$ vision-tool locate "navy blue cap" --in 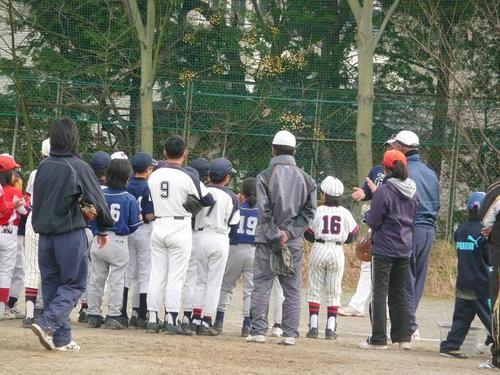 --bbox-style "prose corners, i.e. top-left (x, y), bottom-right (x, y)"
top-left (131, 152), bottom-right (157, 170)
top-left (189, 158), bottom-right (210, 178)
top-left (90, 151), bottom-right (111, 170)
top-left (467, 192), bottom-right (485, 210)
top-left (210, 158), bottom-right (235, 178)
top-left (184, 166), bottom-right (200, 180)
